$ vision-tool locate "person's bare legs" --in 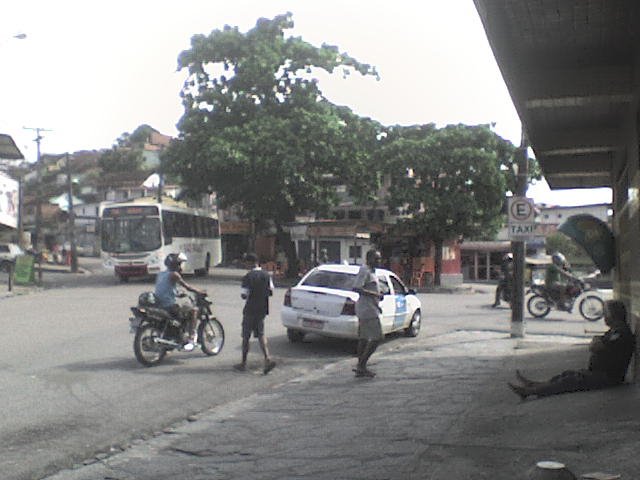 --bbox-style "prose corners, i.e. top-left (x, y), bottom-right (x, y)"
top-left (516, 370), bottom-right (543, 387)
top-left (356, 340), bottom-right (378, 377)
top-left (188, 309), bottom-right (198, 342)
top-left (234, 337), bottom-right (250, 372)
top-left (259, 336), bottom-right (276, 374)
top-left (181, 309), bottom-right (199, 351)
